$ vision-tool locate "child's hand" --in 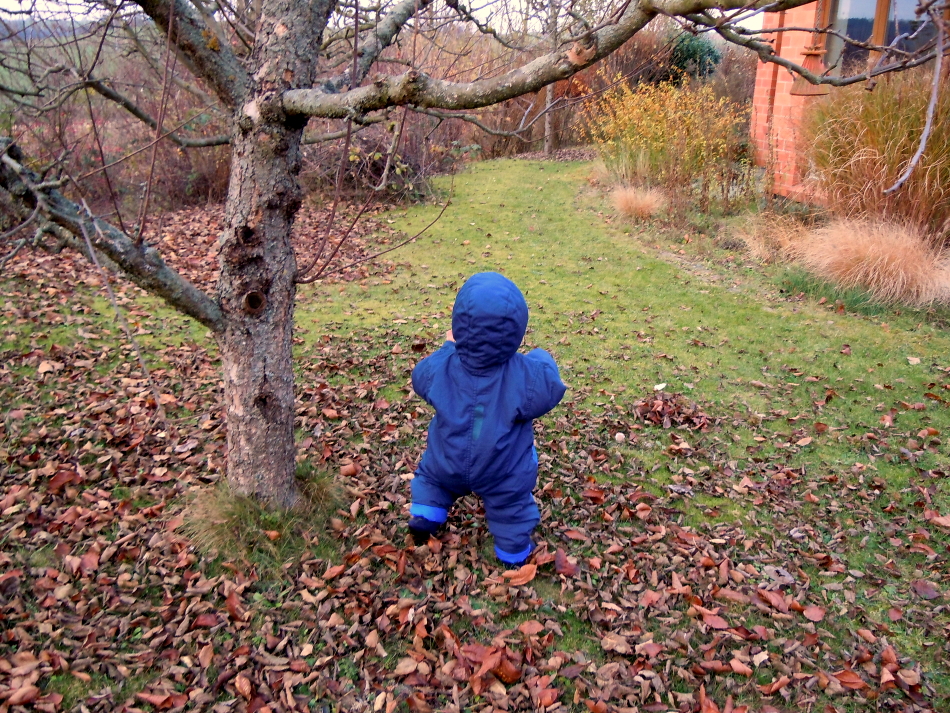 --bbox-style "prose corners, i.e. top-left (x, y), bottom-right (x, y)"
top-left (445, 329), bottom-right (455, 342)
